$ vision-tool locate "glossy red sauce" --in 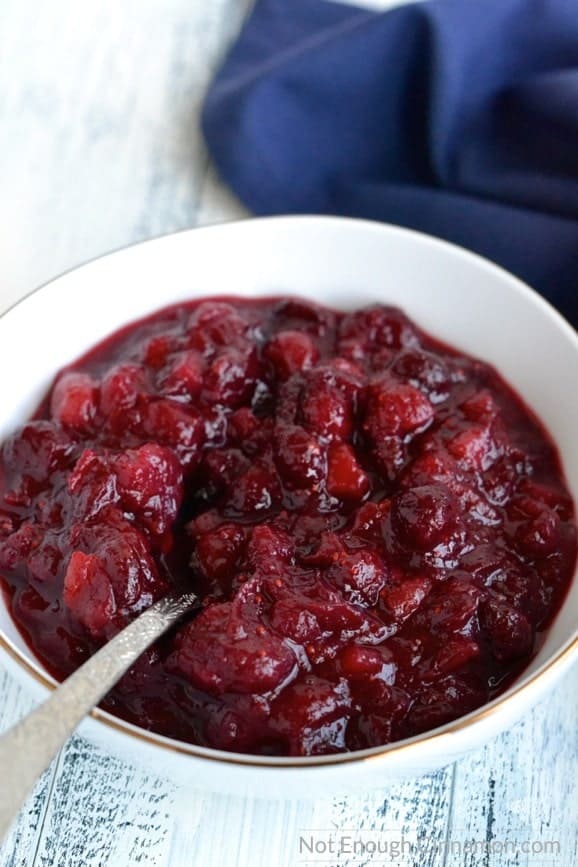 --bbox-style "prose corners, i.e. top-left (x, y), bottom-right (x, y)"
top-left (0, 298), bottom-right (575, 756)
